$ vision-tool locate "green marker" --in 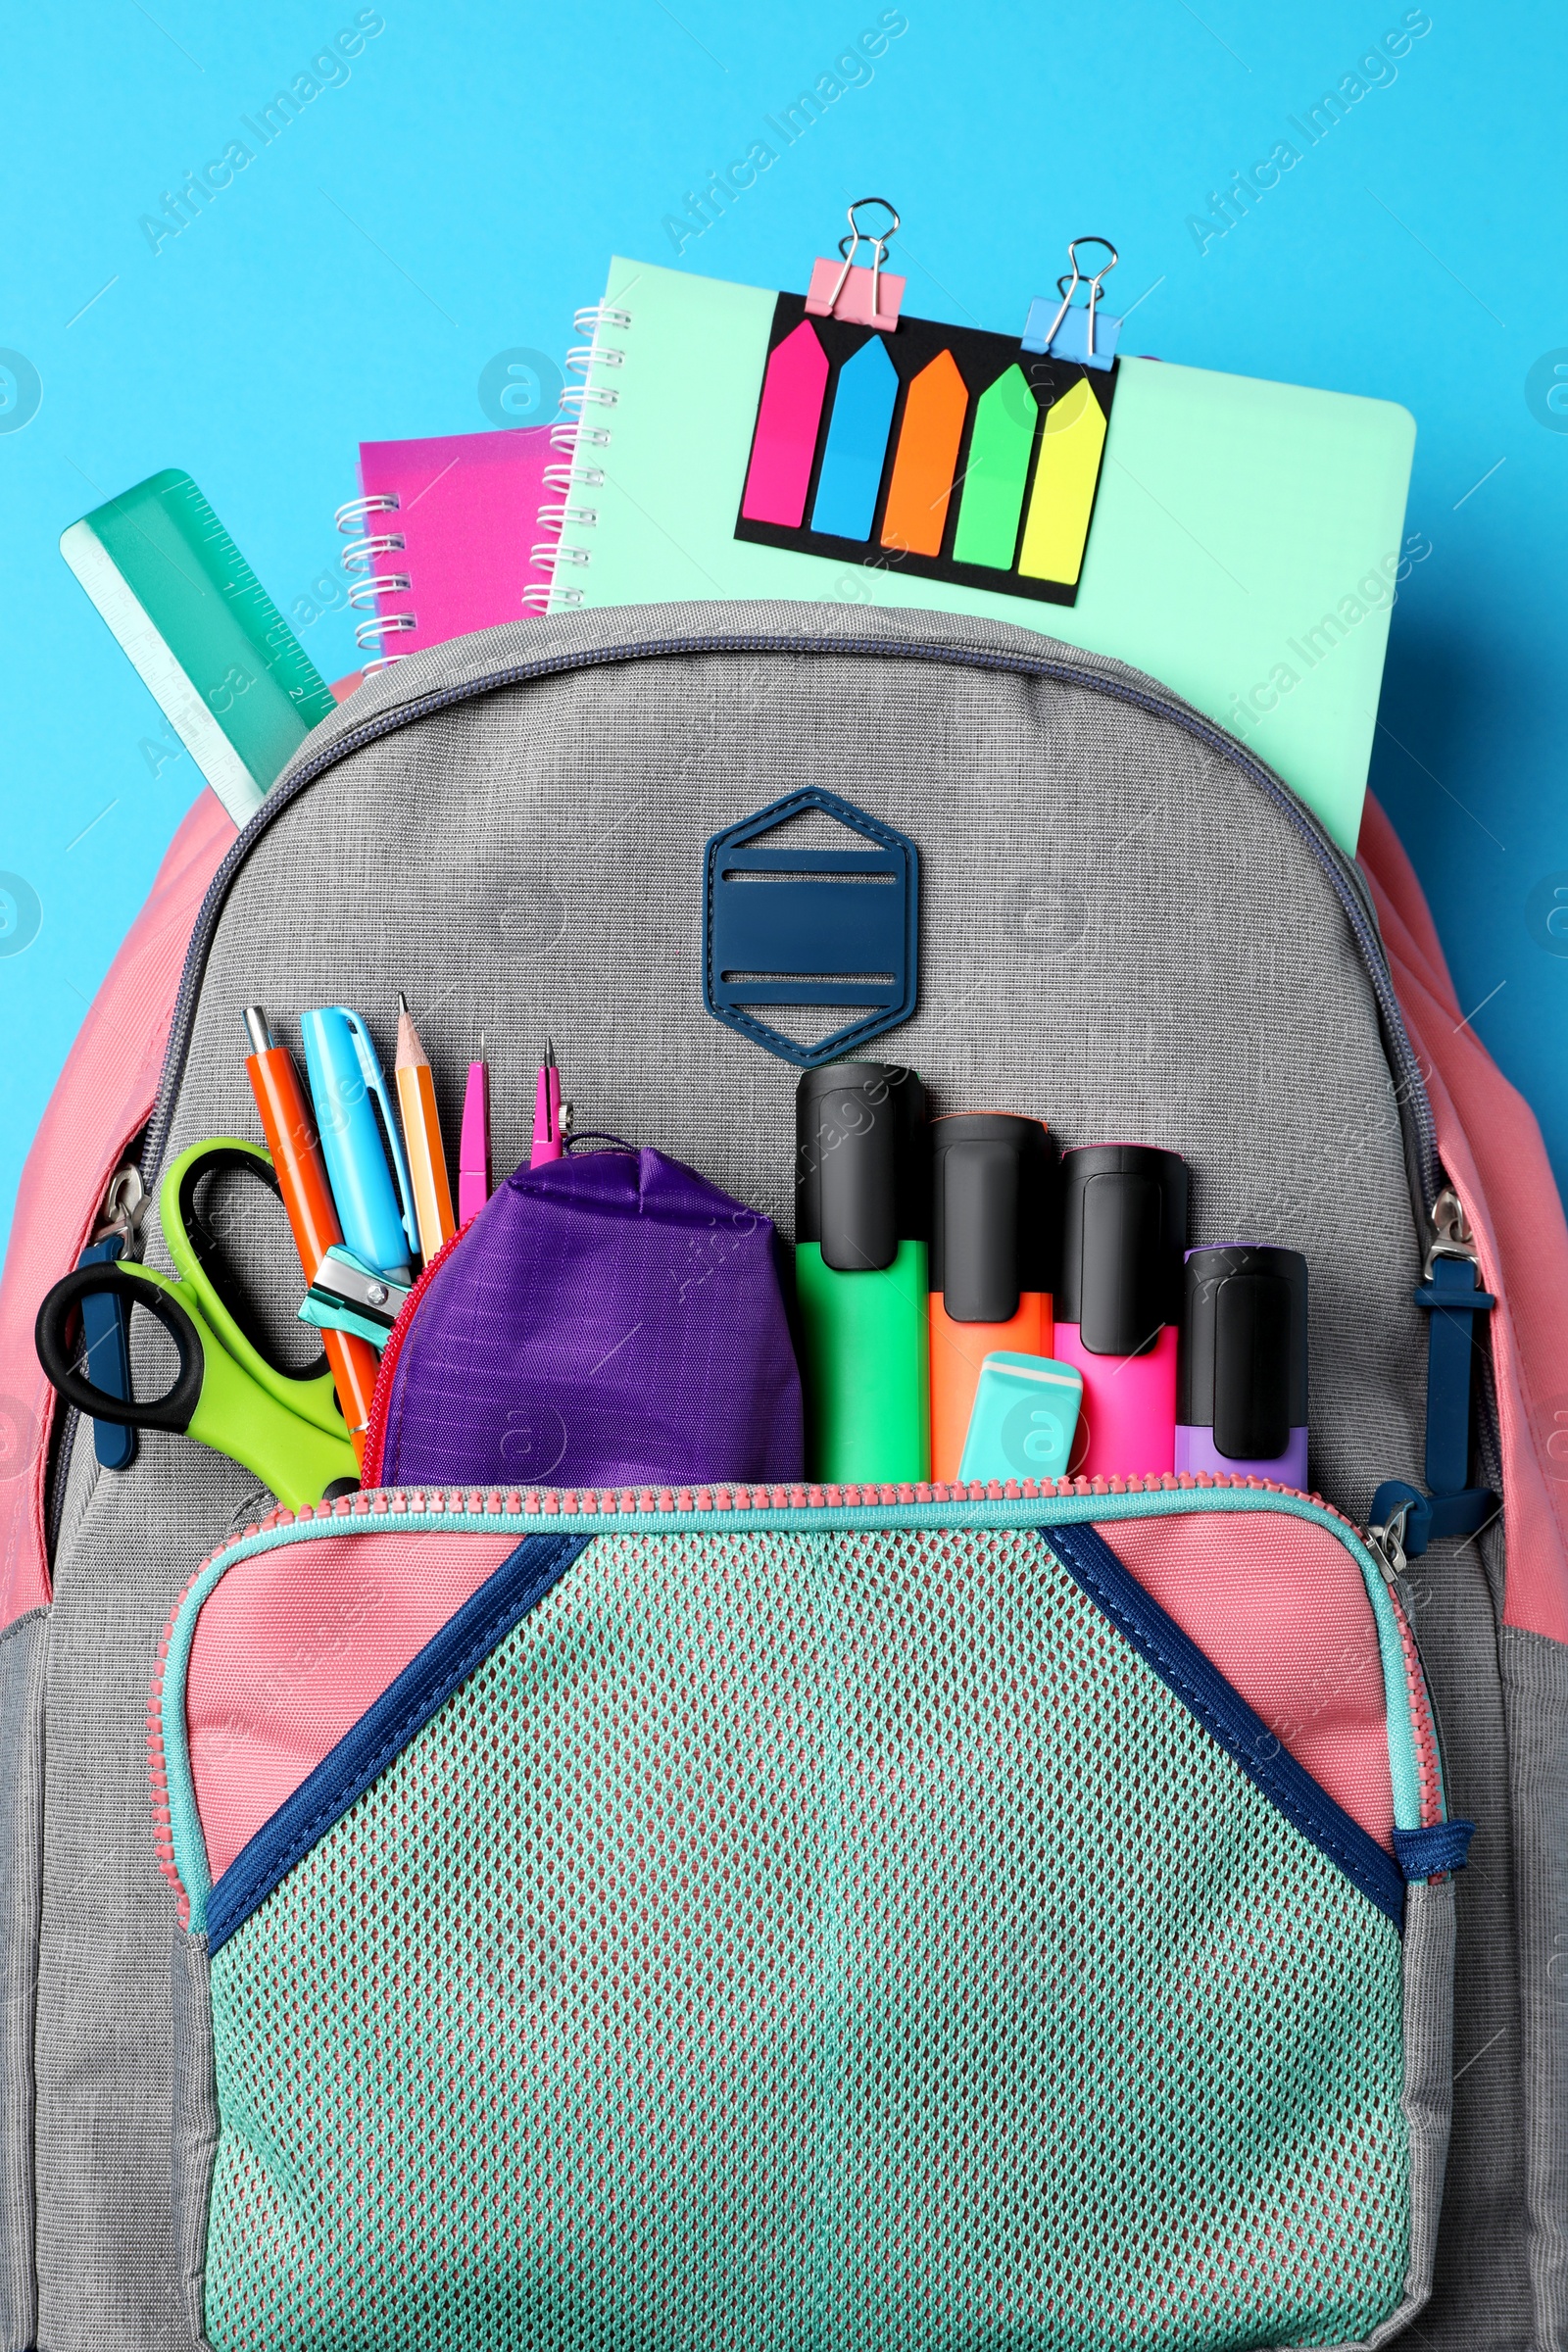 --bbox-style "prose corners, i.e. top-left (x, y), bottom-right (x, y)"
top-left (60, 468), bottom-right (337, 827)
top-left (795, 1062), bottom-right (930, 1484)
